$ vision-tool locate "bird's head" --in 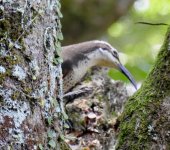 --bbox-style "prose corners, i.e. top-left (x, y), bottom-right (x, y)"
top-left (94, 40), bottom-right (137, 89)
